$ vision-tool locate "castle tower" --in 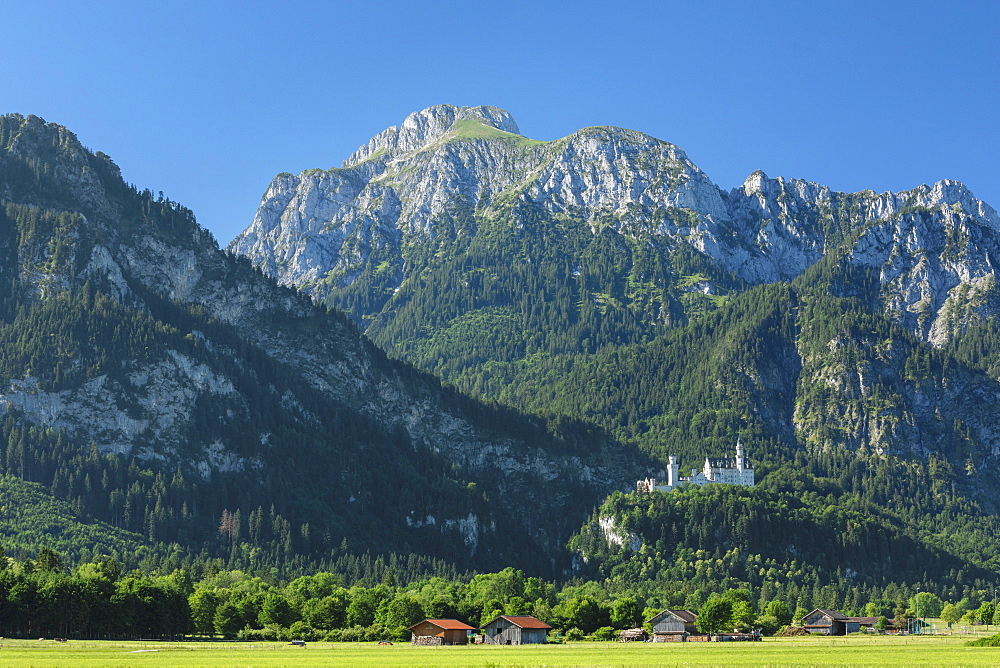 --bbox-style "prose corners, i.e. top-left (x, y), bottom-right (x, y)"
top-left (736, 438), bottom-right (745, 471)
top-left (667, 455), bottom-right (679, 487)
